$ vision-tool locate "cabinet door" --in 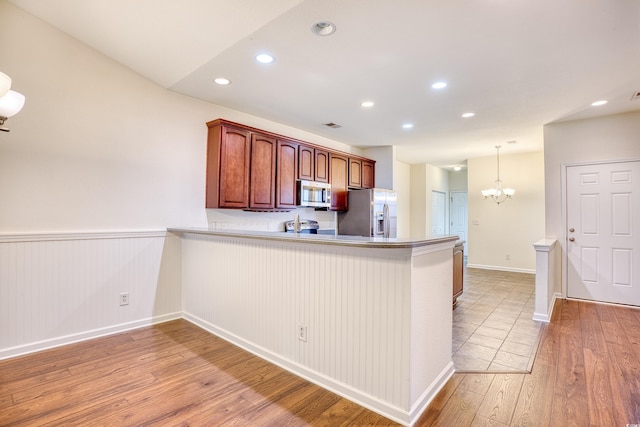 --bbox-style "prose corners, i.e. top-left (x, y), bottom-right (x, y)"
top-left (362, 160), bottom-right (375, 189)
top-left (298, 144), bottom-right (314, 181)
top-left (277, 140), bottom-right (298, 209)
top-left (210, 125), bottom-right (251, 208)
top-left (329, 153), bottom-right (348, 211)
top-left (315, 149), bottom-right (329, 183)
top-left (348, 158), bottom-right (362, 188)
top-left (453, 246), bottom-right (464, 305)
top-left (249, 133), bottom-right (277, 210)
